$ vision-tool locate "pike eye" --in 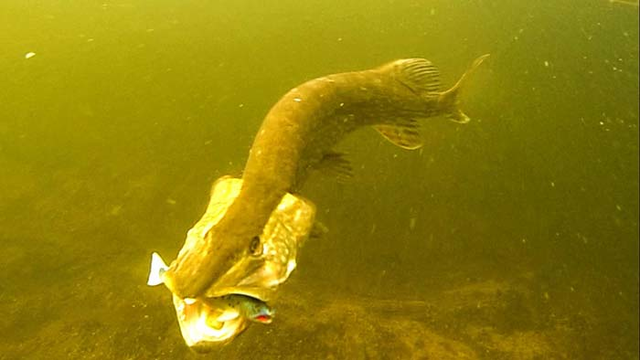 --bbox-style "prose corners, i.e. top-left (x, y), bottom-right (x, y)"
top-left (249, 236), bottom-right (262, 256)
